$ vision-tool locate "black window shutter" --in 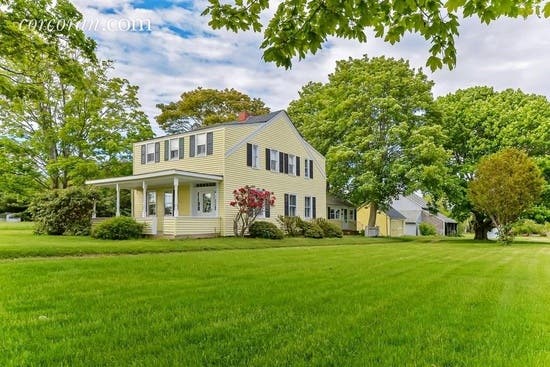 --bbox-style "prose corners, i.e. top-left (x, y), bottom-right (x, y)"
top-left (206, 132), bottom-right (214, 155)
top-left (284, 153), bottom-right (289, 174)
top-left (265, 148), bottom-right (270, 170)
top-left (154, 142), bottom-right (160, 163)
top-left (265, 195), bottom-right (270, 218)
top-left (141, 145), bottom-right (146, 164)
top-left (189, 135), bottom-right (196, 157)
top-left (327, 206), bottom-right (331, 218)
top-left (284, 194), bottom-right (289, 216)
top-left (164, 140), bottom-right (169, 161)
top-left (179, 137), bottom-right (184, 159)
top-left (309, 160), bottom-right (314, 178)
top-left (296, 156), bottom-right (300, 176)
top-left (246, 143), bottom-right (252, 167)
top-left (279, 152), bottom-right (284, 173)
top-left (313, 197), bottom-right (317, 218)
